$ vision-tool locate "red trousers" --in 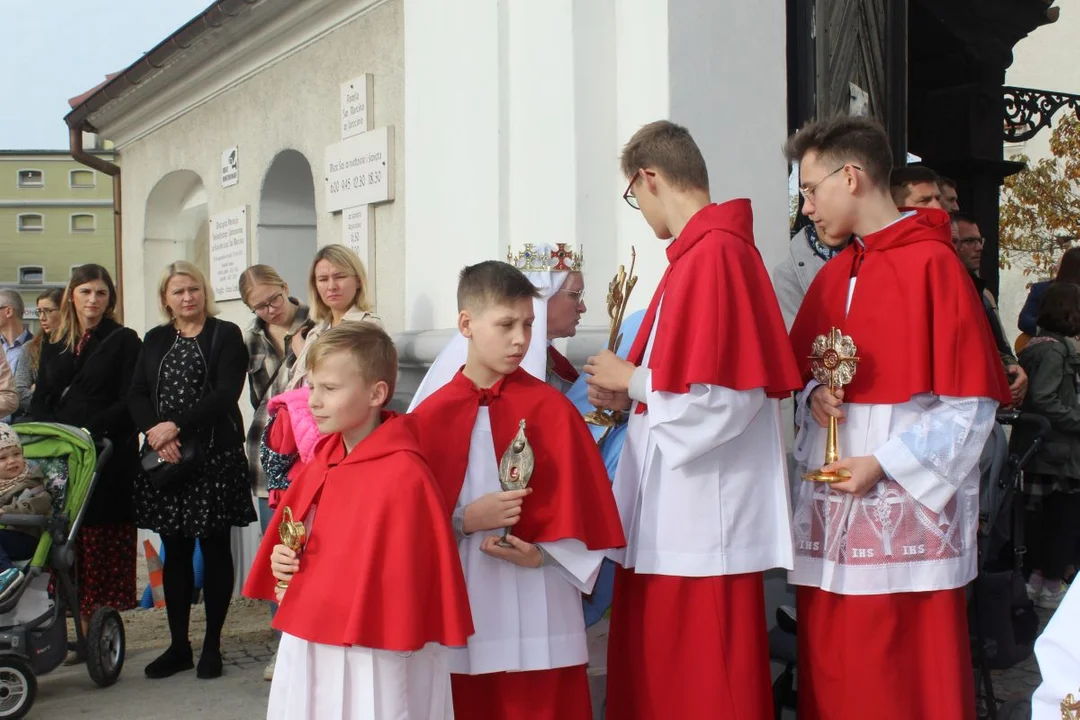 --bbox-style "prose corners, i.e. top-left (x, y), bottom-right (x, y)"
top-left (606, 568), bottom-right (773, 719)
top-left (451, 665), bottom-right (591, 720)
top-left (796, 586), bottom-right (975, 720)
